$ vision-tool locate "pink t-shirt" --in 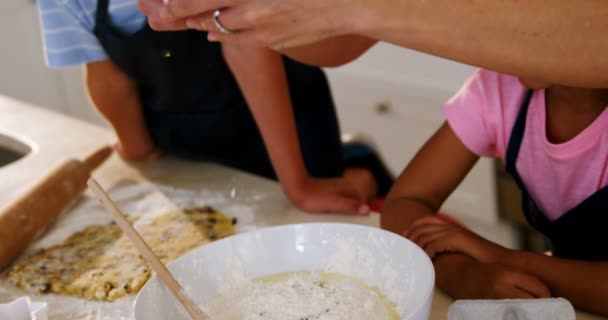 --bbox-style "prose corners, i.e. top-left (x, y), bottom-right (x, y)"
top-left (444, 70), bottom-right (608, 221)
